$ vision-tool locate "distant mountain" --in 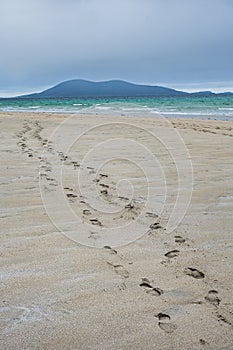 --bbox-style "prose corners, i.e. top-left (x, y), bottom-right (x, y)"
top-left (2, 80), bottom-right (233, 99)
top-left (218, 92), bottom-right (233, 96)
top-left (190, 91), bottom-right (215, 97)
top-left (20, 79), bottom-right (188, 98)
